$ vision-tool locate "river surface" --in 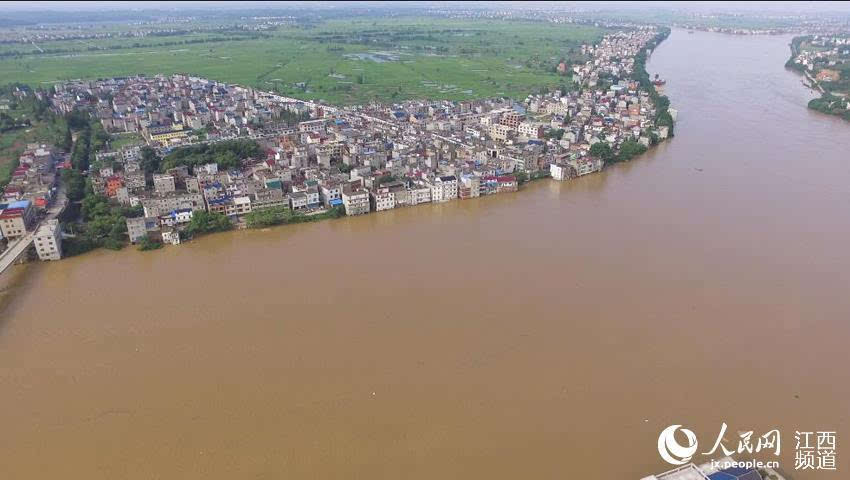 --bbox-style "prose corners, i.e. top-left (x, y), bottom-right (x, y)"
top-left (1, 29), bottom-right (849, 479)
